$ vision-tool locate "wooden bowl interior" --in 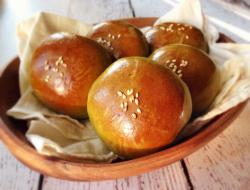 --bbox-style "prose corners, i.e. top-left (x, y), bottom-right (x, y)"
top-left (0, 17), bottom-right (246, 181)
